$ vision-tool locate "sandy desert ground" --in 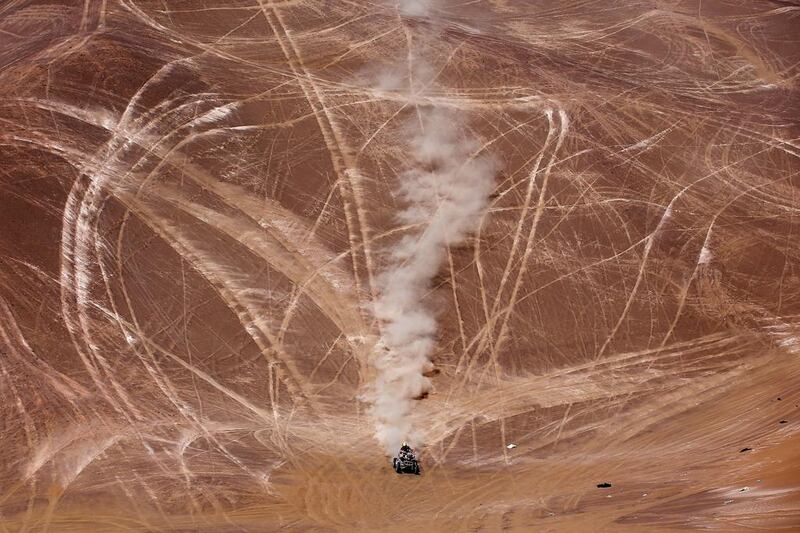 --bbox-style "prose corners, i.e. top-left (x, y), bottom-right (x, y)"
top-left (1, 0), bottom-right (800, 530)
